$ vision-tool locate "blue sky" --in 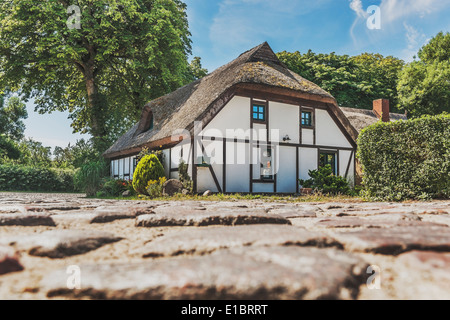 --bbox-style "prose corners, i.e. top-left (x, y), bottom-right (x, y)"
top-left (24, 0), bottom-right (450, 150)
